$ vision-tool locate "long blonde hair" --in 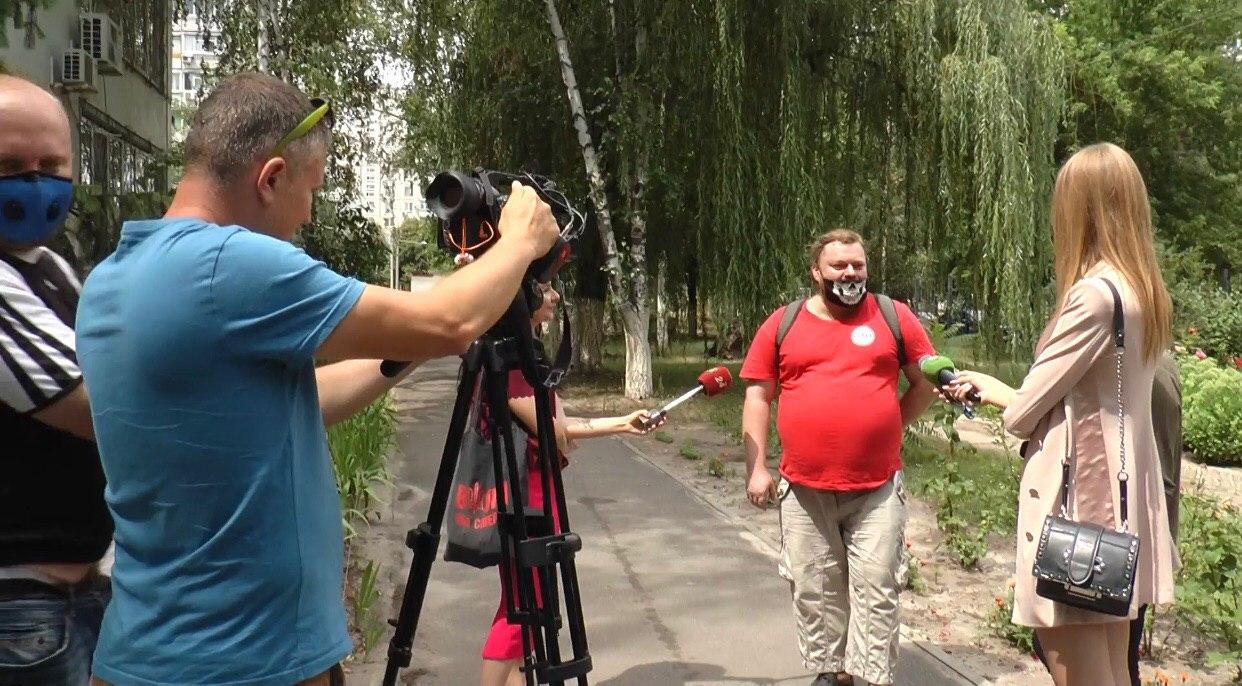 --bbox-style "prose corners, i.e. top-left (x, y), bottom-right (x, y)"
top-left (1051, 143), bottom-right (1172, 362)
